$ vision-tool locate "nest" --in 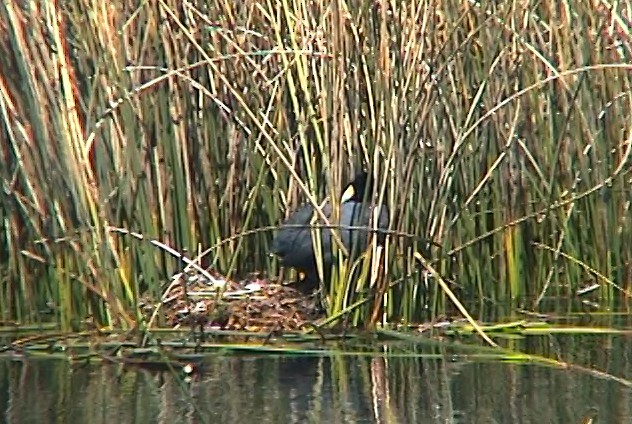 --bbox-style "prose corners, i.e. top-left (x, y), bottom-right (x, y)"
top-left (154, 269), bottom-right (323, 332)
